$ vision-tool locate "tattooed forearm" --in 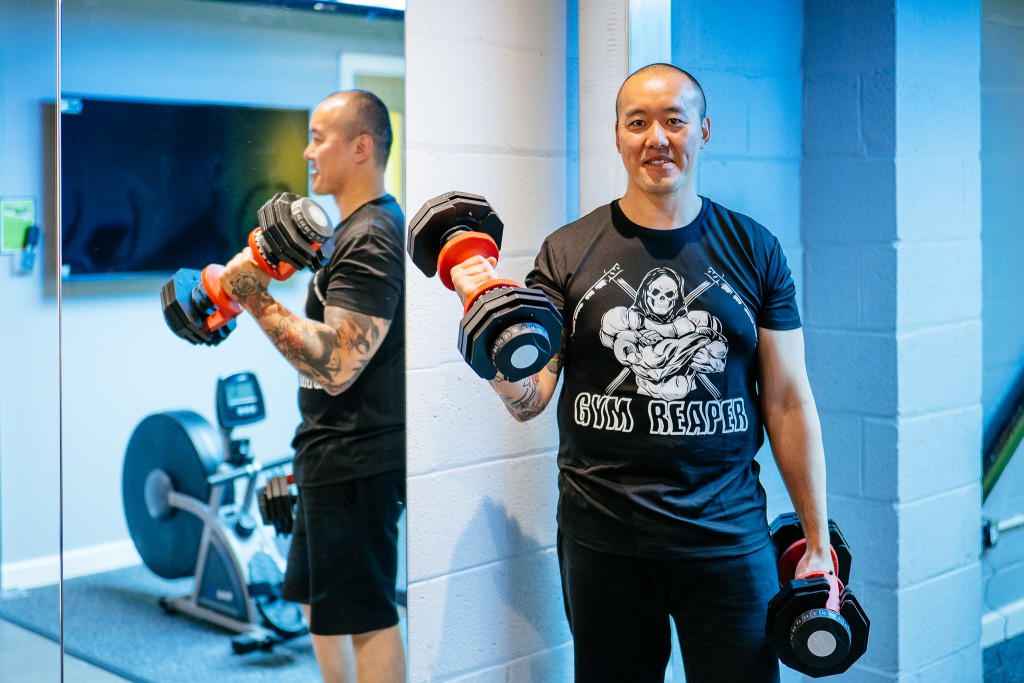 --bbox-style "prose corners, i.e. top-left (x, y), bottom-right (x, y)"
top-left (492, 373), bottom-right (546, 421)
top-left (328, 308), bottom-right (381, 356)
top-left (234, 284), bottom-right (389, 394)
top-left (488, 349), bottom-right (562, 421)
